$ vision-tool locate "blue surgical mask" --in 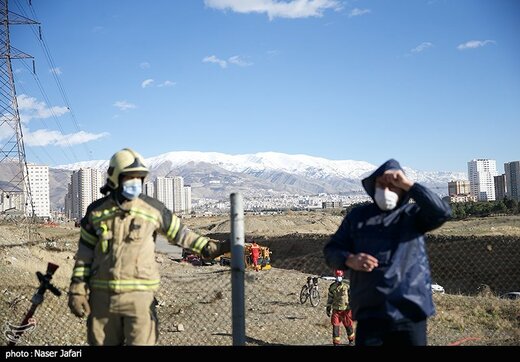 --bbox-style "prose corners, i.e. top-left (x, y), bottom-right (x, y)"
top-left (121, 178), bottom-right (142, 200)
